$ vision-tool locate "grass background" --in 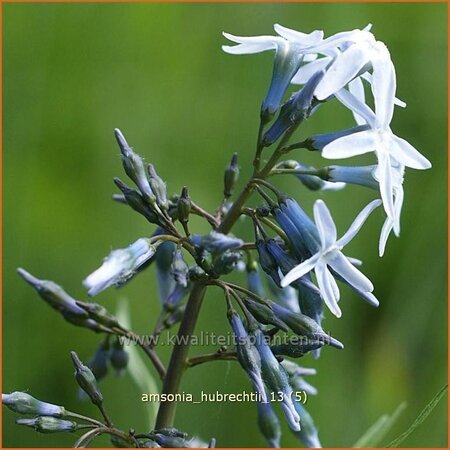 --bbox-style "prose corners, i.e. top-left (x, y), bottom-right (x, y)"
top-left (2, 2), bottom-right (448, 447)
